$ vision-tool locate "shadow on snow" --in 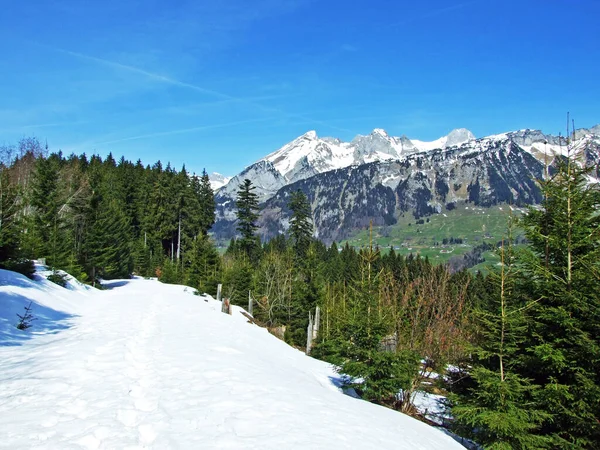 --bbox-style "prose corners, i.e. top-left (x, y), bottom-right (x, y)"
top-left (0, 291), bottom-right (77, 347)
